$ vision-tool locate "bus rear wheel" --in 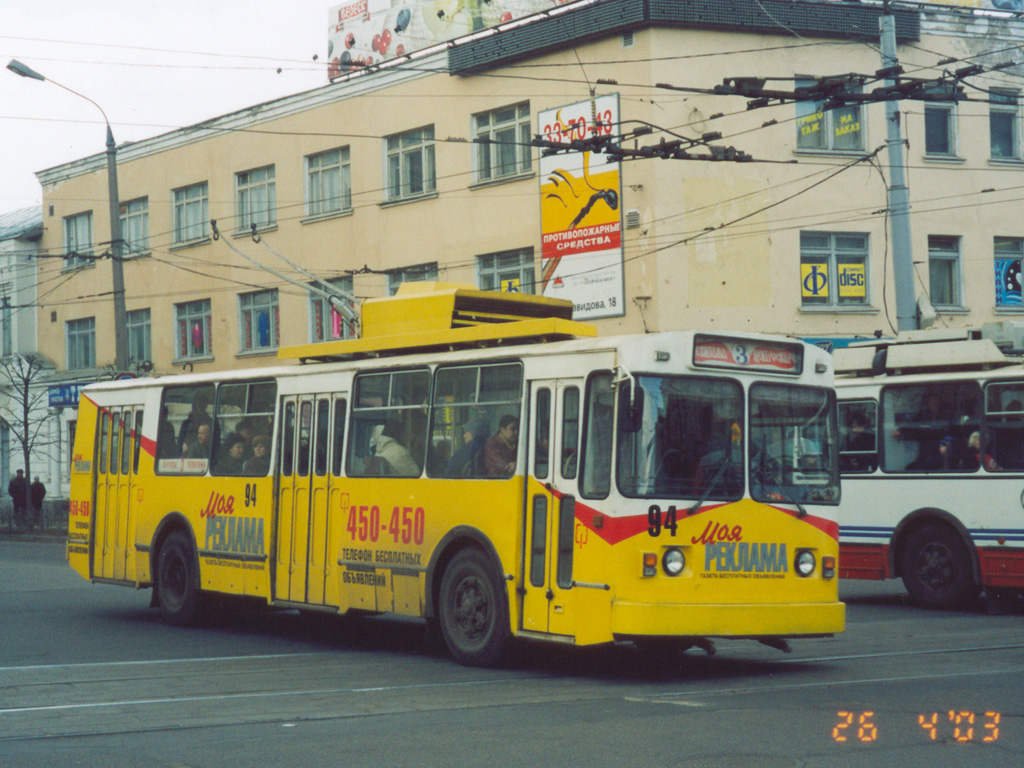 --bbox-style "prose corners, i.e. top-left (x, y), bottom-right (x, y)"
top-left (901, 524), bottom-right (978, 610)
top-left (156, 531), bottom-right (202, 626)
top-left (438, 549), bottom-right (509, 667)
